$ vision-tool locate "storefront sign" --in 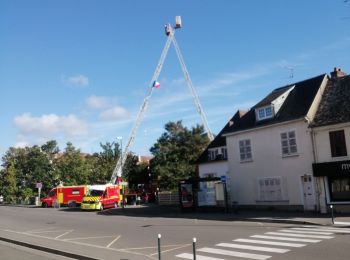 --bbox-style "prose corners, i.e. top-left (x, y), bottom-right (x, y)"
top-left (313, 160), bottom-right (350, 177)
